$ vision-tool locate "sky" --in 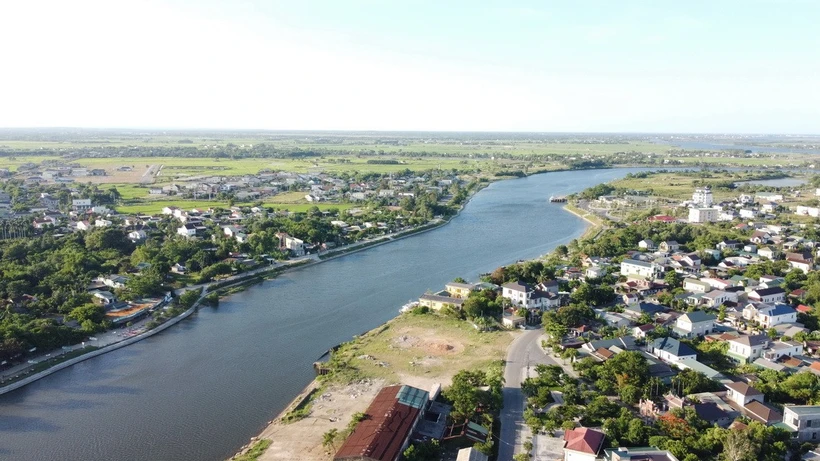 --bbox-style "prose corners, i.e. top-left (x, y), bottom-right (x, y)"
top-left (1, 0), bottom-right (818, 133)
